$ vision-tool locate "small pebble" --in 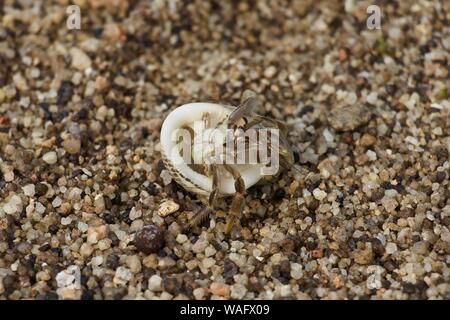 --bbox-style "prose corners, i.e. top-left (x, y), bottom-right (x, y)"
top-left (193, 287), bottom-right (205, 300)
top-left (313, 188), bottom-right (327, 201)
top-left (328, 104), bottom-right (371, 132)
top-left (158, 200), bottom-right (180, 217)
top-left (148, 275), bottom-right (163, 292)
top-left (22, 184), bottom-right (35, 197)
top-left (62, 138), bottom-right (81, 154)
top-left (70, 47), bottom-right (92, 71)
top-left (113, 267), bottom-right (132, 286)
top-left (126, 255), bottom-right (142, 273)
top-left (42, 151), bottom-right (58, 164)
top-left (264, 65), bottom-right (277, 78)
top-left (210, 282), bottom-right (230, 297)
